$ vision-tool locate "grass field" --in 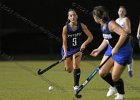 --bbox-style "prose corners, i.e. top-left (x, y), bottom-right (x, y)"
top-left (0, 59), bottom-right (140, 100)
